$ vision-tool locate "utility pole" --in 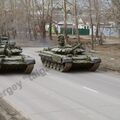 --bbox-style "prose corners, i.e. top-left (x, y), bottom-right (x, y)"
top-left (74, 0), bottom-right (80, 43)
top-left (63, 0), bottom-right (67, 43)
